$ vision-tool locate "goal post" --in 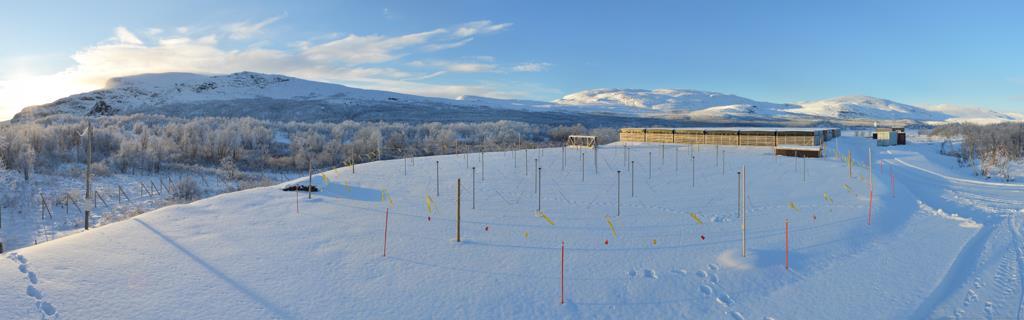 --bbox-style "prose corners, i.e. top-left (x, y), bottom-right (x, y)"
top-left (567, 135), bottom-right (597, 148)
